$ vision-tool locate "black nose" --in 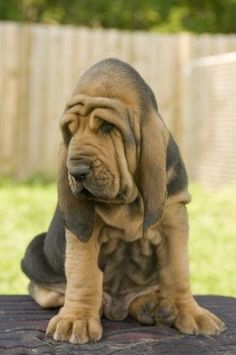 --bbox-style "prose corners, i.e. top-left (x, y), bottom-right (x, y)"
top-left (69, 164), bottom-right (90, 182)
